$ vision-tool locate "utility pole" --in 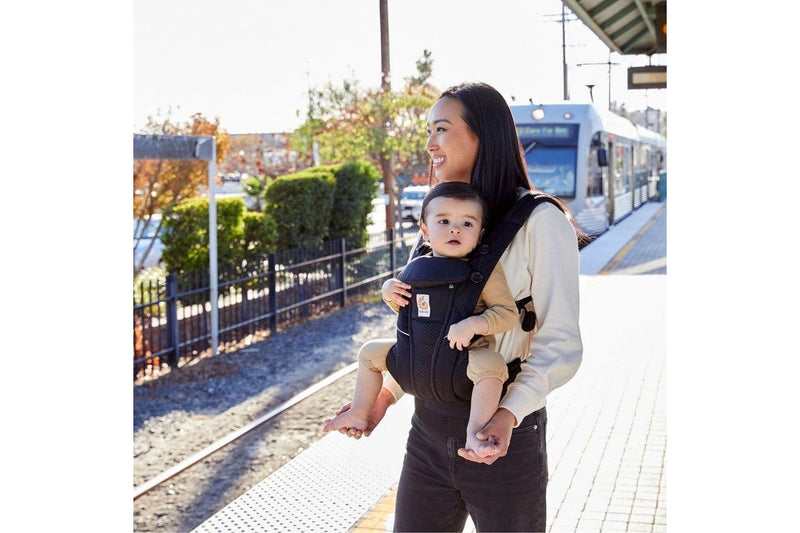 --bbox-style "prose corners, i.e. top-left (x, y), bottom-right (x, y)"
top-left (545, 6), bottom-right (578, 101)
top-left (561, 2), bottom-right (569, 100)
top-left (379, 0), bottom-right (395, 230)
